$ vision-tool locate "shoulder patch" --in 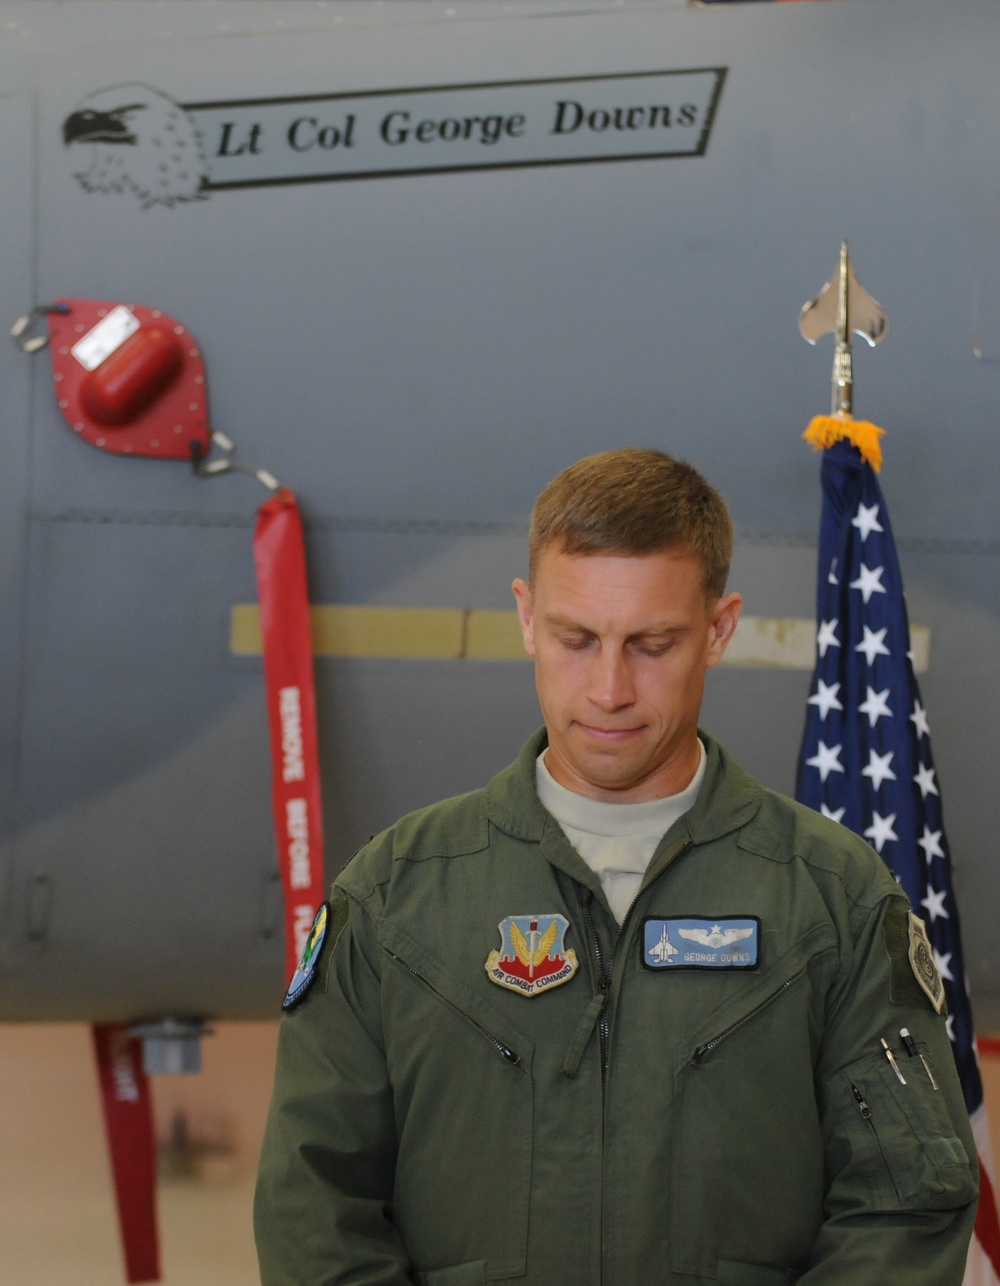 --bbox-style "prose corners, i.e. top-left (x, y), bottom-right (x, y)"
top-left (883, 901), bottom-right (947, 1015)
top-left (282, 900), bottom-right (346, 1011)
top-left (907, 912), bottom-right (947, 1015)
